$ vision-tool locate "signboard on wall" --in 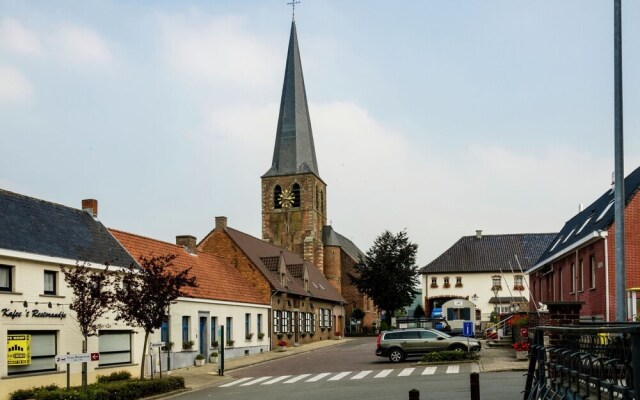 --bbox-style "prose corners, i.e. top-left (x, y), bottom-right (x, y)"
top-left (7, 334), bottom-right (31, 365)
